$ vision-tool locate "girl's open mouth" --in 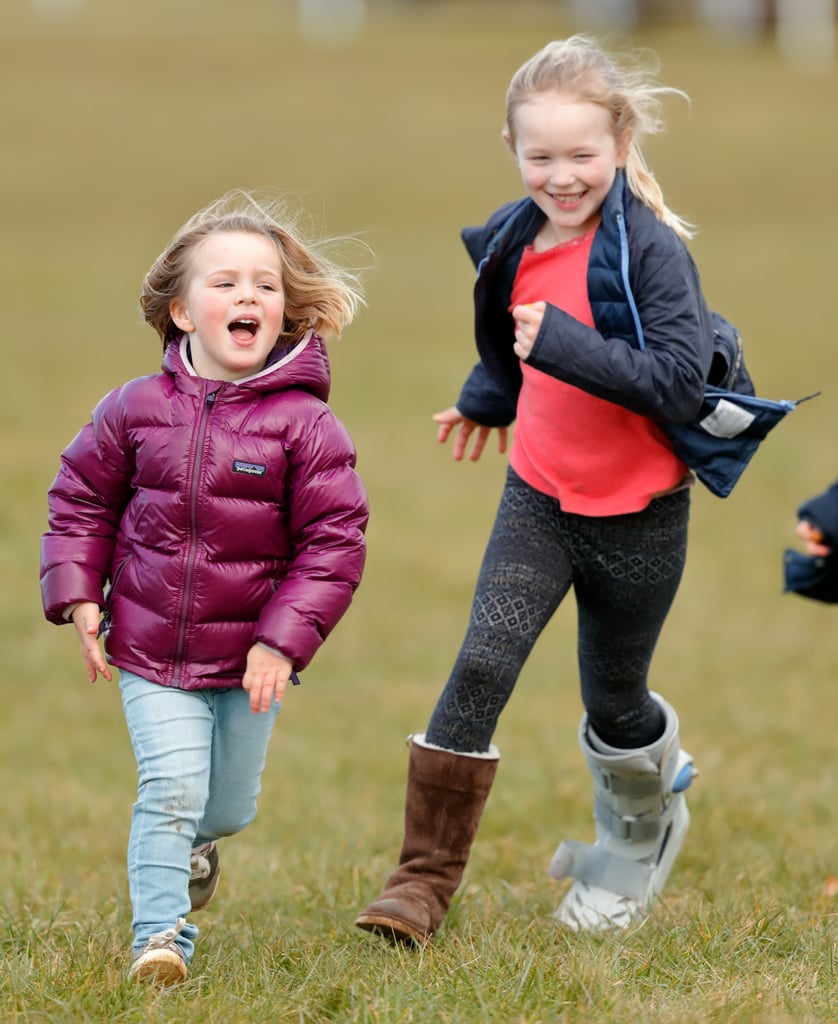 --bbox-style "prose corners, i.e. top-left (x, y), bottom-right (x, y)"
top-left (228, 318), bottom-right (259, 340)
